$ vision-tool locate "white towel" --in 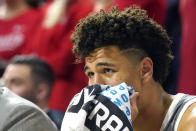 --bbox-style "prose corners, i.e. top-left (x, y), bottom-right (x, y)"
top-left (61, 83), bottom-right (134, 131)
